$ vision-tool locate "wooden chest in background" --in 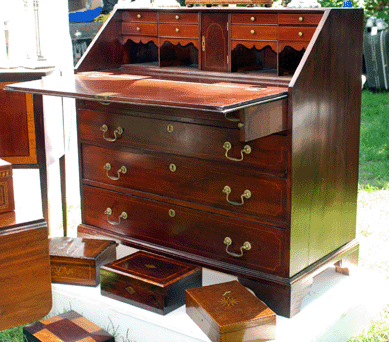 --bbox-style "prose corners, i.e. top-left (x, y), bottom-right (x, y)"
top-left (49, 237), bottom-right (117, 286)
top-left (0, 158), bottom-right (14, 214)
